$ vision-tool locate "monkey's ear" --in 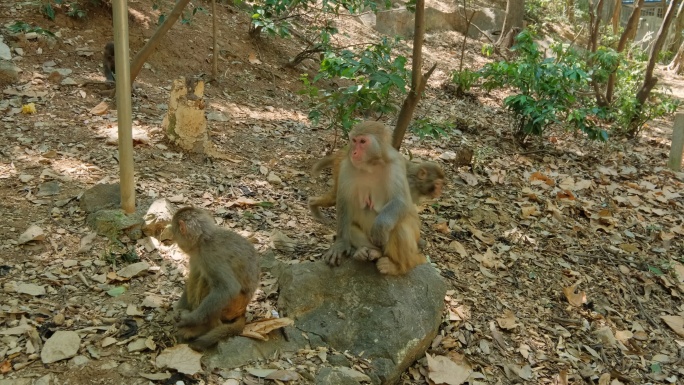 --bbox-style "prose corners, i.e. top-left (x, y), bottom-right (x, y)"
top-left (178, 220), bottom-right (188, 236)
top-left (417, 168), bottom-right (428, 180)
